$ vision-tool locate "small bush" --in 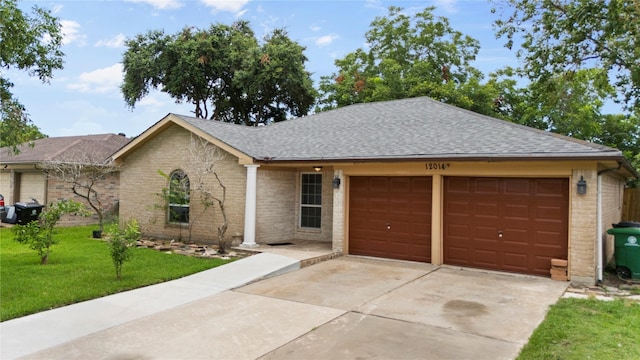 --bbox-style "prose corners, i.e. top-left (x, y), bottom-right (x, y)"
top-left (106, 218), bottom-right (141, 279)
top-left (13, 199), bottom-right (89, 264)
